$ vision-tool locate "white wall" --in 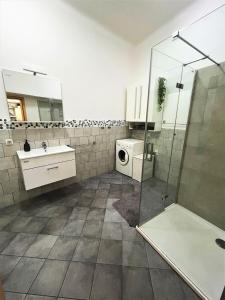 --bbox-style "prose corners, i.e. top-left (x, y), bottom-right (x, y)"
top-left (0, 74), bottom-right (8, 119)
top-left (1, 0), bottom-right (224, 122)
top-left (0, 0), bottom-right (134, 121)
